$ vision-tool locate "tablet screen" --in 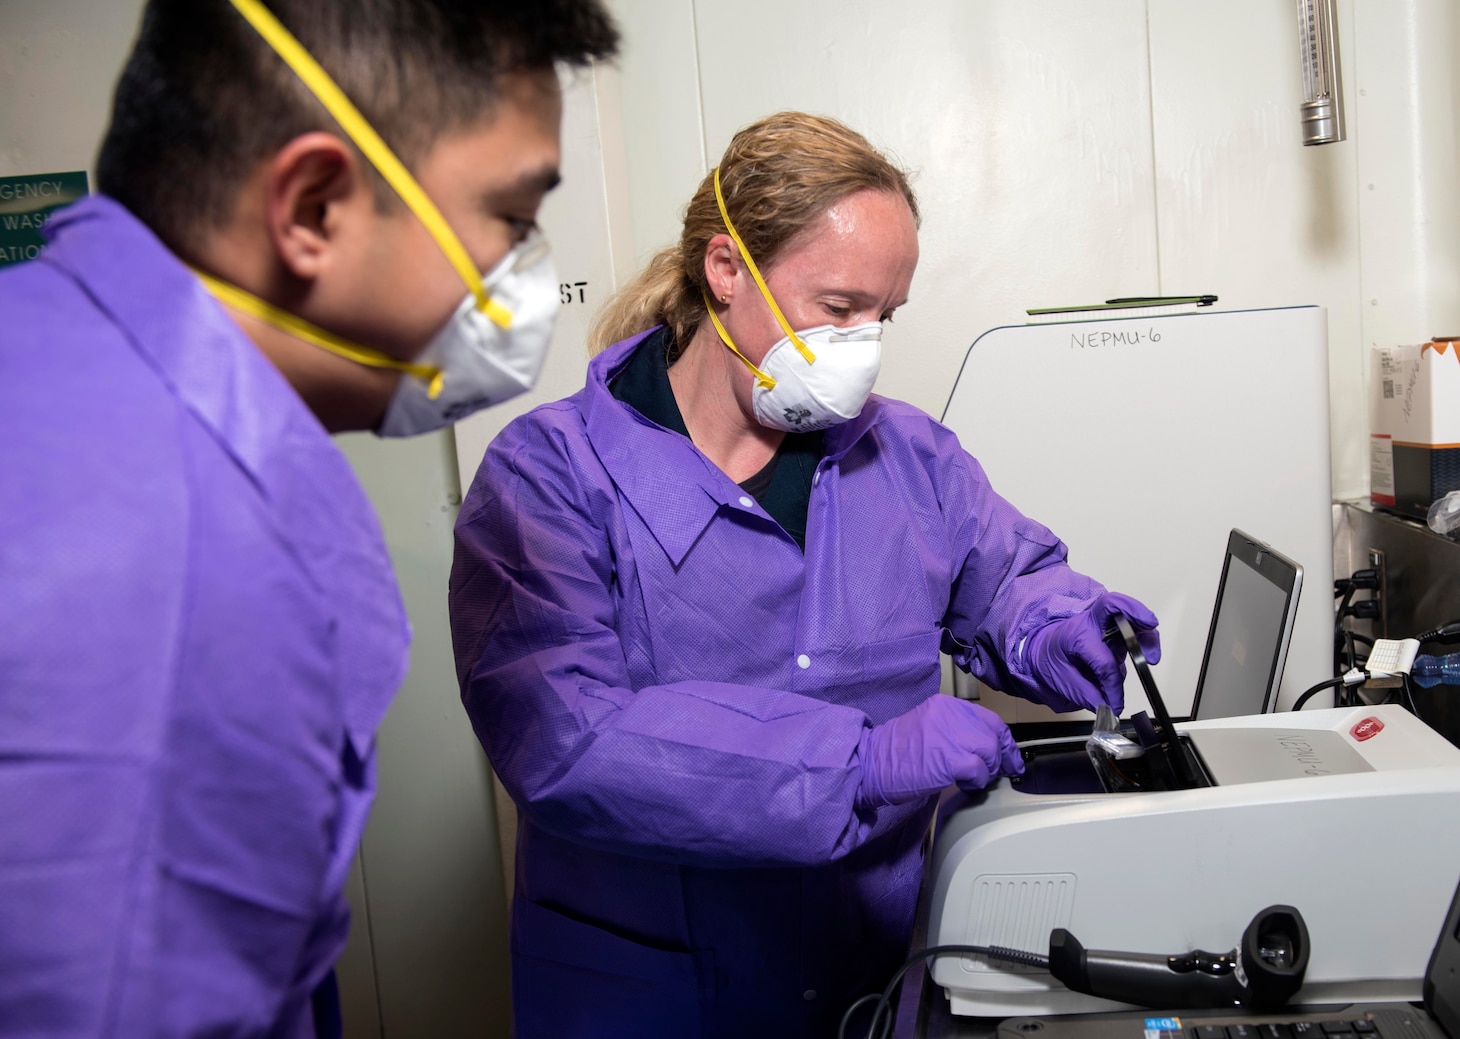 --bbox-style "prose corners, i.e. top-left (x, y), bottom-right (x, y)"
top-left (1191, 533), bottom-right (1301, 720)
